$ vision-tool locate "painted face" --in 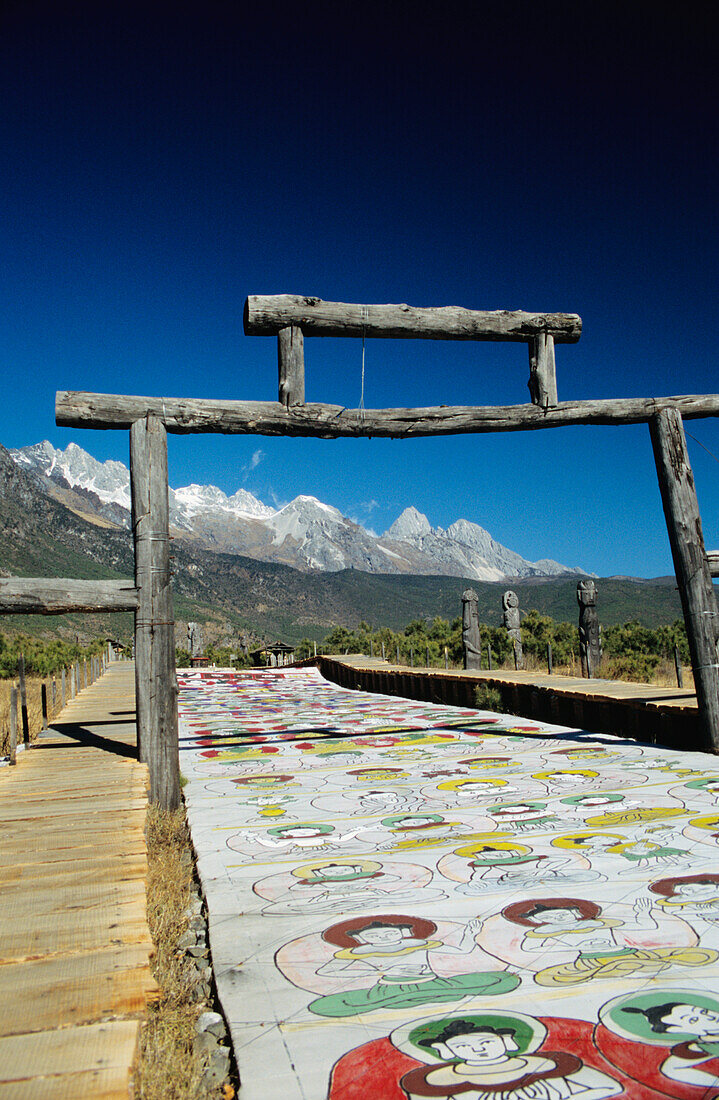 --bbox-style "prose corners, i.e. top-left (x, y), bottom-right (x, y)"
top-left (674, 882), bottom-right (719, 900)
top-left (662, 1004), bottom-right (719, 1036)
top-left (317, 864), bottom-right (363, 879)
top-left (441, 1031), bottom-right (517, 1063)
top-left (282, 827), bottom-right (325, 838)
top-left (532, 907), bottom-right (586, 927)
top-left (361, 792), bottom-right (404, 807)
top-left (353, 926), bottom-right (408, 946)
